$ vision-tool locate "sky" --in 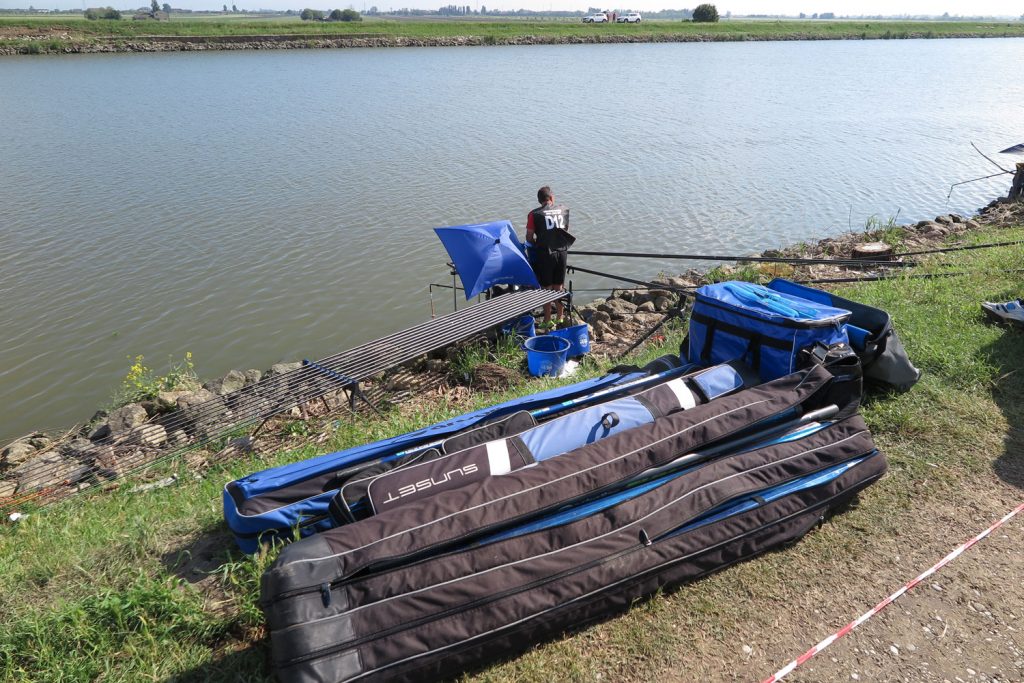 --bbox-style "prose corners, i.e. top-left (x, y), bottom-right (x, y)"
top-left (4, 0), bottom-right (1022, 16)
